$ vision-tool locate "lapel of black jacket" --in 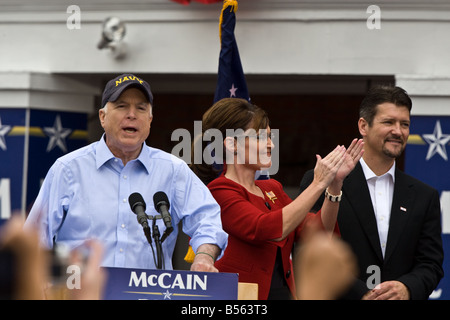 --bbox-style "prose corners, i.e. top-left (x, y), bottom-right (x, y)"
top-left (342, 162), bottom-right (384, 261)
top-left (384, 169), bottom-right (415, 263)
